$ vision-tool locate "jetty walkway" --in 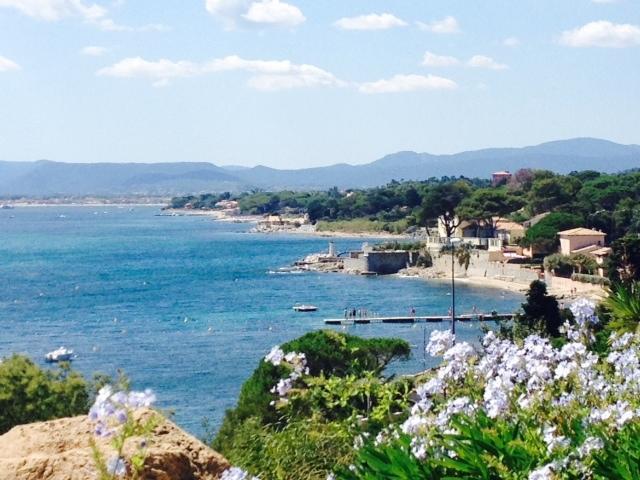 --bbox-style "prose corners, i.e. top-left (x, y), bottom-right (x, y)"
top-left (324, 313), bottom-right (514, 325)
